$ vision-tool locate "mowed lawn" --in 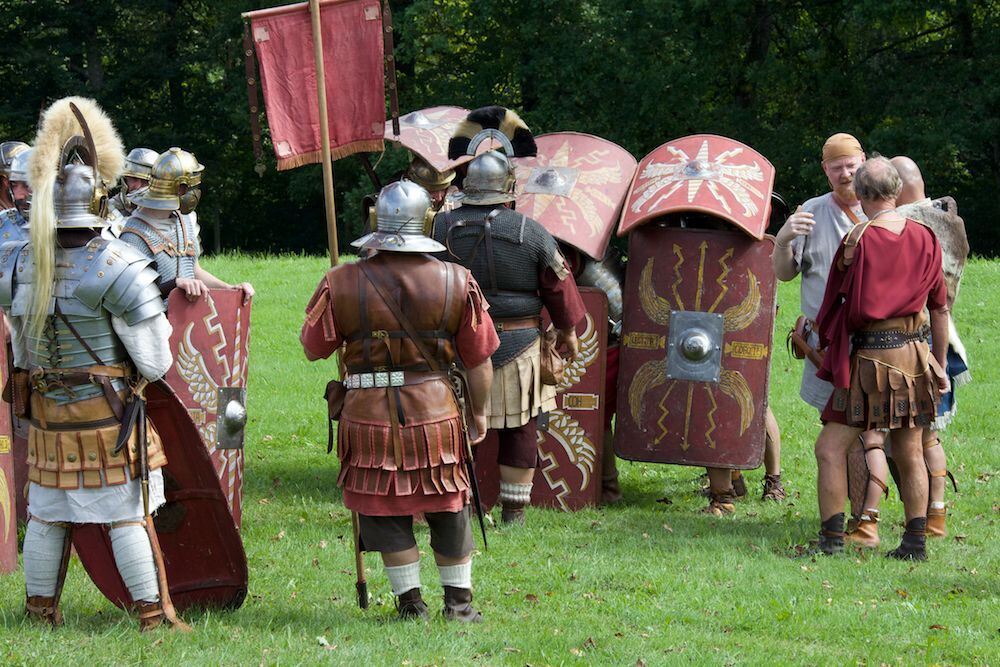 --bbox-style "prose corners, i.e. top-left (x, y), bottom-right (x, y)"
top-left (1, 253), bottom-right (997, 666)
